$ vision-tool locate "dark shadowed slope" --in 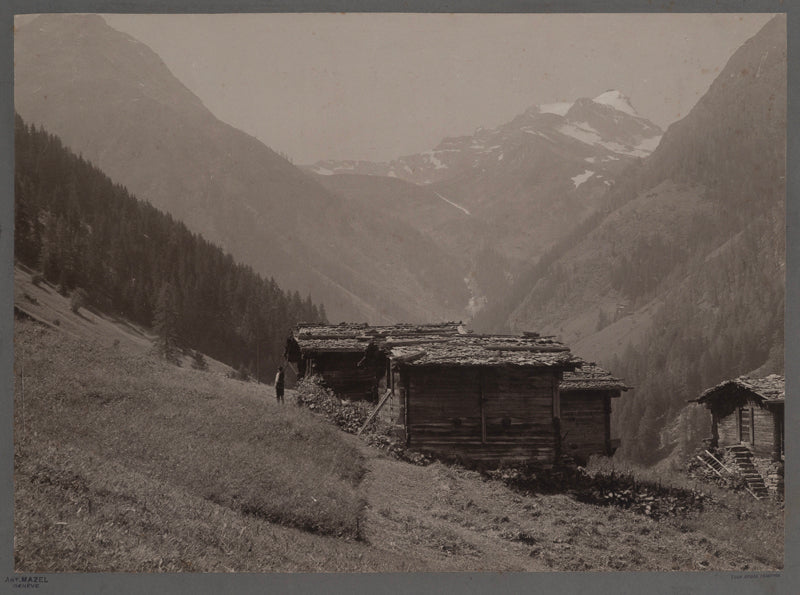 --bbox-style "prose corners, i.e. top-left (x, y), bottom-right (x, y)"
top-left (14, 14), bottom-right (468, 323)
top-left (484, 15), bottom-right (785, 463)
